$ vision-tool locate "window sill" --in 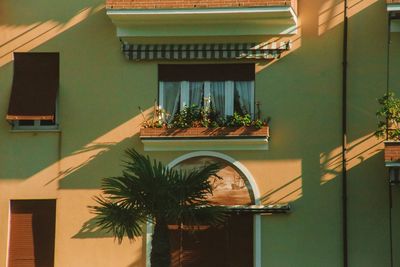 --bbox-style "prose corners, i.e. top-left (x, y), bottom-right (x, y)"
top-left (10, 128), bottom-right (61, 133)
top-left (140, 126), bottom-right (269, 151)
